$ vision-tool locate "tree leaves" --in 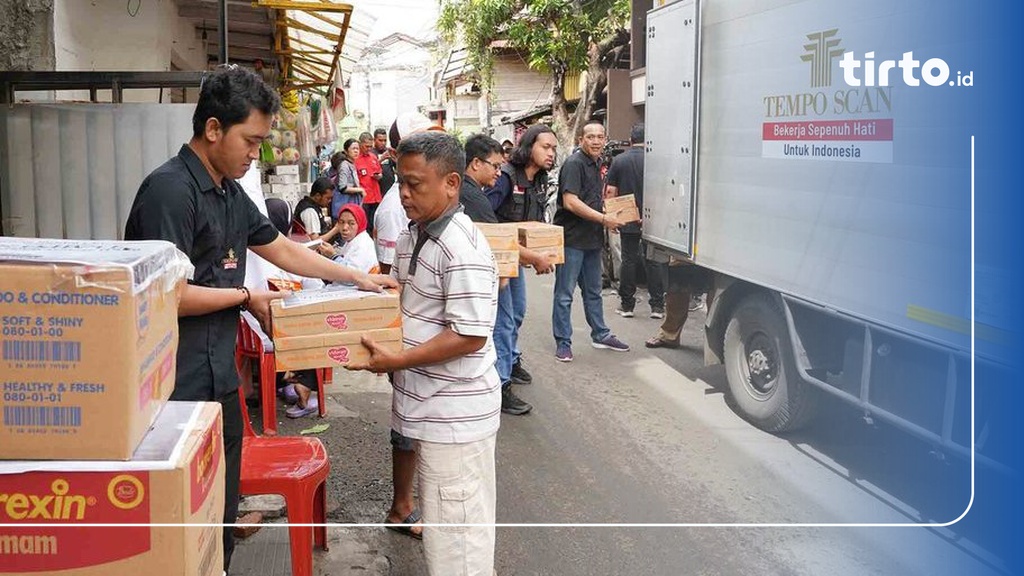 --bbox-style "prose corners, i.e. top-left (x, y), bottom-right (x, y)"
top-left (438, 0), bottom-right (629, 149)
